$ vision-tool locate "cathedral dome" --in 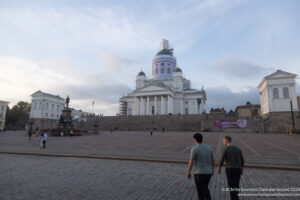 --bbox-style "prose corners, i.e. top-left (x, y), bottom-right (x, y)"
top-left (138, 71), bottom-right (145, 76)
top-left (156, 49), bottom-right (173, 56)
top-left (173, 67), bottom-right (182, 72)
